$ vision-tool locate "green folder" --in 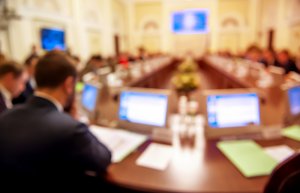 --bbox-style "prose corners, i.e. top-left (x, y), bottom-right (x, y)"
top-left (217, 140), bottom-right (278, 178)
top-left (76, 82), bottom-right (84, 93)
top-left (282, 125), bottom-right (300, 141)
